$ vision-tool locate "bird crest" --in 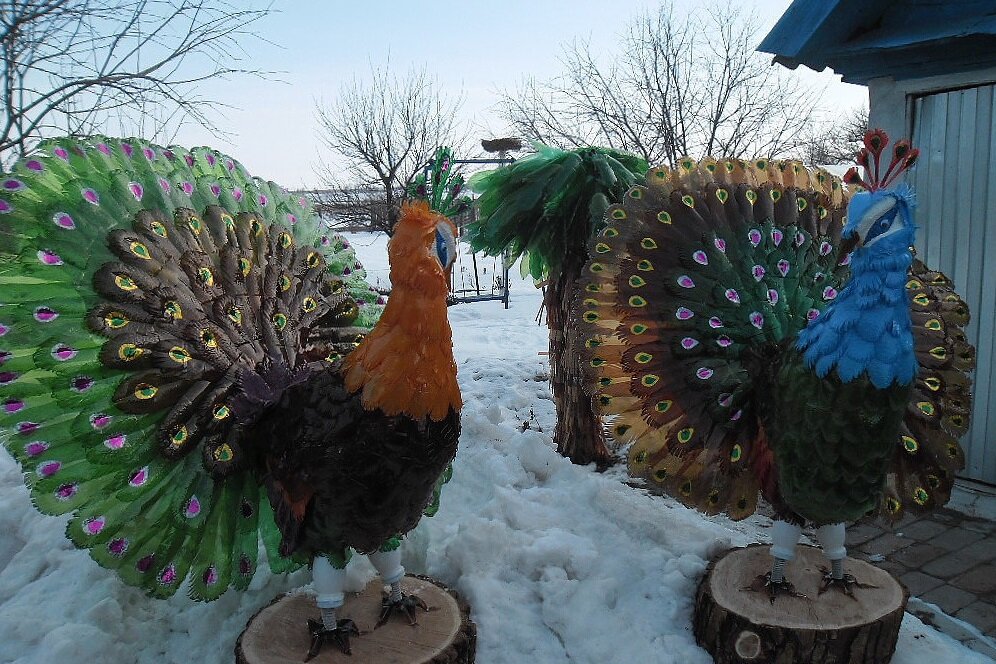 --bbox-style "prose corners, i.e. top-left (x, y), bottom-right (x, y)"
top-left (842, 130), bottom-right (919, 192)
